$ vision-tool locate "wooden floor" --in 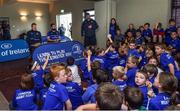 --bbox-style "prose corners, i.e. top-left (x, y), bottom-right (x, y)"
top-left (0, 91), bottom-right (9, 110)
top-left (0, 58), bottom-right (29, 102)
